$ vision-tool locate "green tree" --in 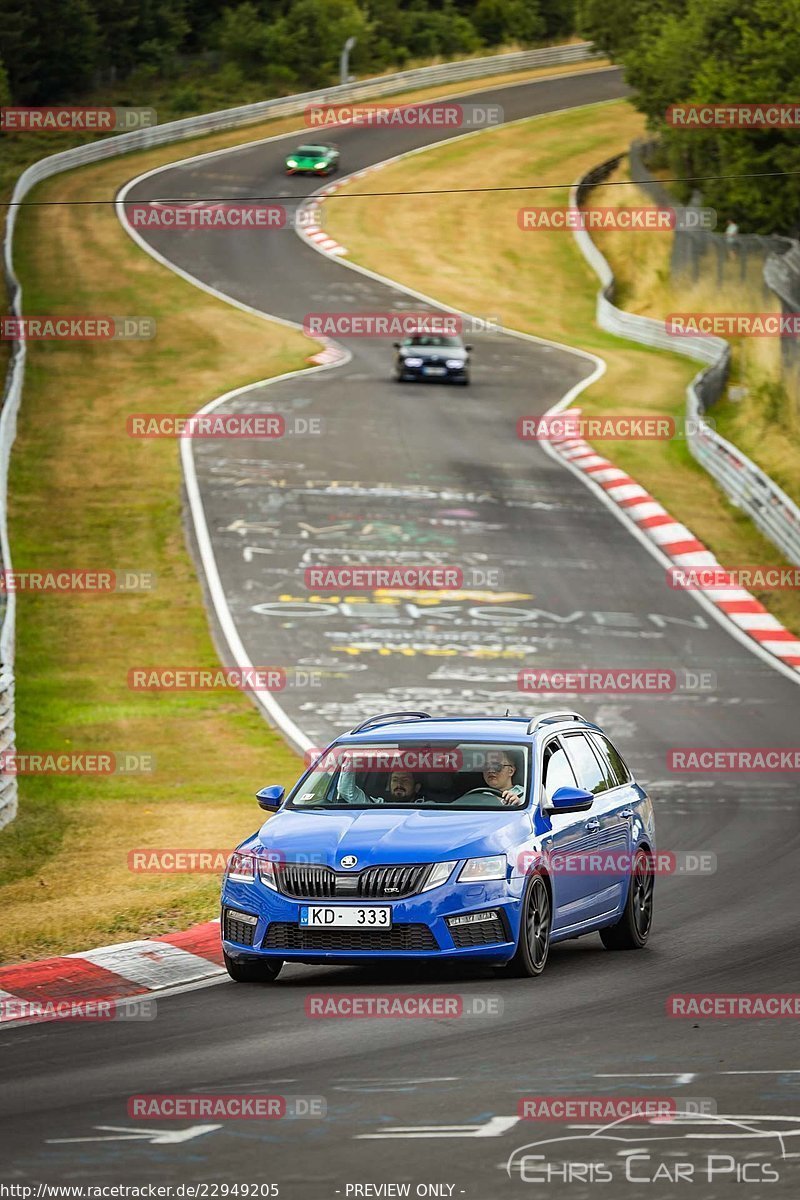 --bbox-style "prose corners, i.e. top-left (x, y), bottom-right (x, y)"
top-left (577, 0), bottom-right (671, 59)
top-left (0, 54), bottom-right (10, 107)
top-left (219, 2), bottom-right (270, 73)
top-left (474, 0), bottom-right (544, 47)
top-left (0, 0), bottom-right (98, 101)
top-left (91, 0), bottom-right (189, 77)
top-left (635, 0), bottom-right (800, 230)
top-left (538, 0), bottom-right (576, 39)
top-left (263, 0), bottom-right (370, 87)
